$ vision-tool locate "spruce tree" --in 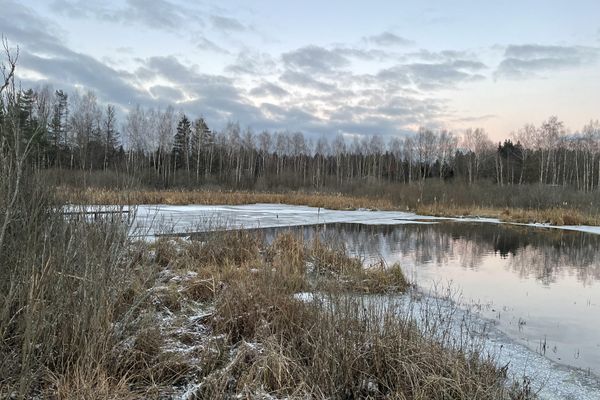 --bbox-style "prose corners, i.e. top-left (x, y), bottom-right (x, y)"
top-left (172, 114), bottom-right (191, 170)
